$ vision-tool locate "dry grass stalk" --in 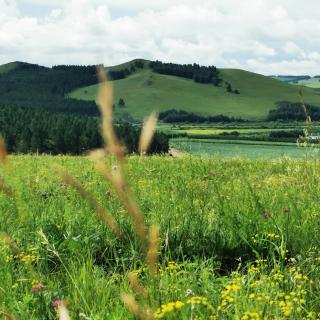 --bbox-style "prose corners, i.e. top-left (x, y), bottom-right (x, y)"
top-left (0, 139), bottom-right (8, 164)
top-left (0, 308), bottom-right (16, 320)
top-left (58, 304), bottom-right (70, 320)
top-left (128, 272), bottom-right (148, 299)
top-left (96, 66), bottom-right (124, 158)
top-left (95, 160), bottom-right (146, 243)
top-left (139, 113), bottom-right (158, 155)
top-left (121, 293), bottom-right (154, 320)
top-left (146, 224), bottom-right (160, 275)
top-left (299, 90), bottom-right (312, 128)
top-left (54, 165), bottom-right (122, 236)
